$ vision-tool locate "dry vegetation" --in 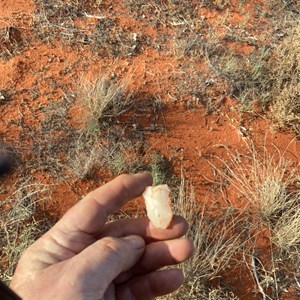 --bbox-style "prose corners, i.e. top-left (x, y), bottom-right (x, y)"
top-left (78, 77), bottom-right (131, 134)
top-left (1, 0), bottom-right (300, 299)
top-left (203, 143), bottom-right (300, 299)
top-left (0, 179), bottom-right (52, 284)
top-left (163, 175), bottom-right (247, 299)
top-left (211, 143), bottom-right (299, 221)
top-left (161, 142), bottom-right (300, 299)
top-left (269, 22), bottom-right (300, 135)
